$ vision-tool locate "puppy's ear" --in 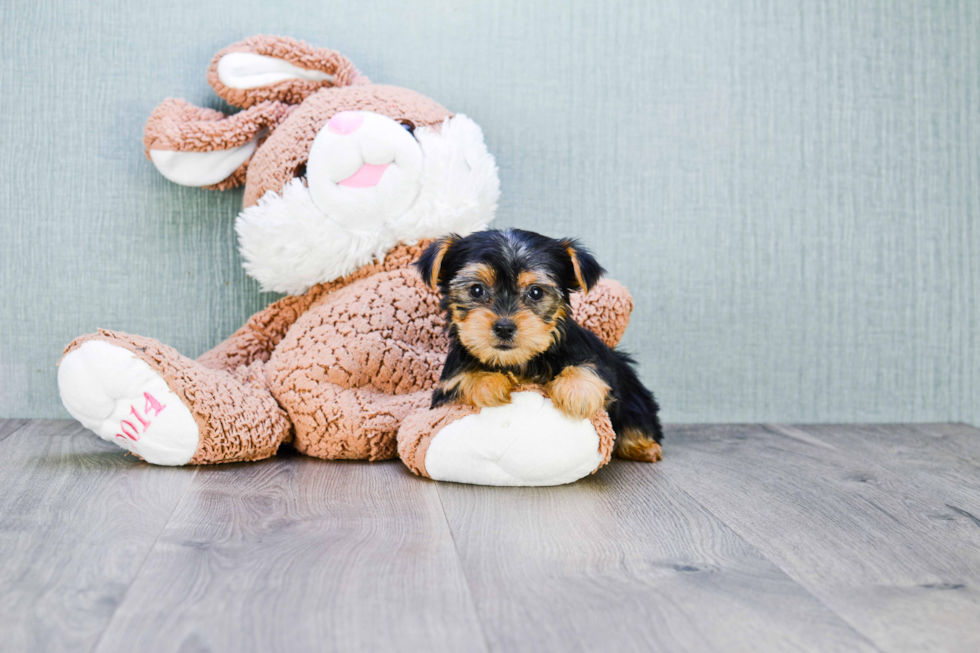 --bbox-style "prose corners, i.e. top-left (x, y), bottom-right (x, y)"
top-left (415, 235), bottom-right (458, 292)
top-left (560, 239), bottom-right (605, 294)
